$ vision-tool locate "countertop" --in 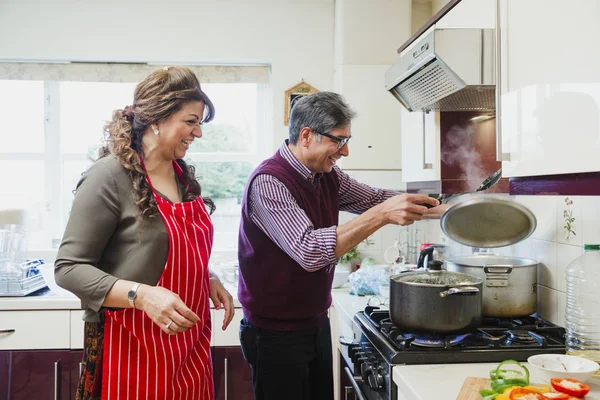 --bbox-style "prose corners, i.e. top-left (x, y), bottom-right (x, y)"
top-left (393, 362), bottom-right (600, 400)
top-left (331, 285), bottom-right (388, 328)
top-left (0, 264), bottom-right (241, 311)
